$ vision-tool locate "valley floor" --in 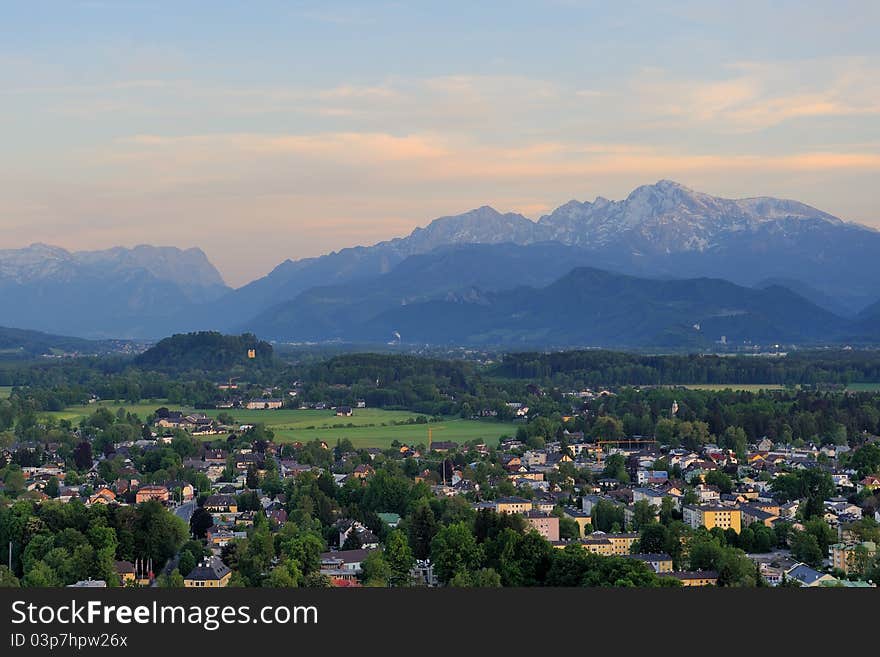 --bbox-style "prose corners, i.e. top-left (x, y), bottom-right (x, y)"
top-left (42, 402), bottom-right (517, 449)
